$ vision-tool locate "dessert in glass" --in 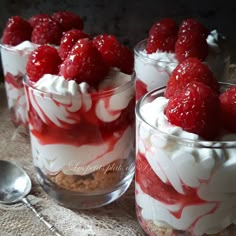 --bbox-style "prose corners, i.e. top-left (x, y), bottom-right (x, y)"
top-left (0, 11), bottom-right (84, 129)
top-left (134, 18), bottom-right (230, 101)
top-left (24, 34), bottom-right (135, 209)
top-left (135, 57), bottom-right (236, 236)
